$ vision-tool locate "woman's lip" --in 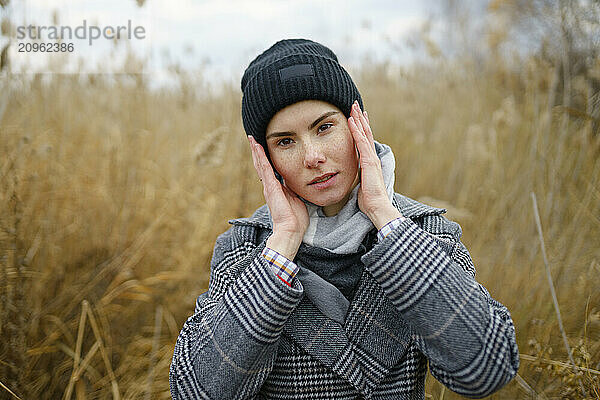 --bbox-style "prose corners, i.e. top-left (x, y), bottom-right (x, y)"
top-left (308, 173), bottom-right (338, 189)
top-left (309, 172), bottom-right (337, 184)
